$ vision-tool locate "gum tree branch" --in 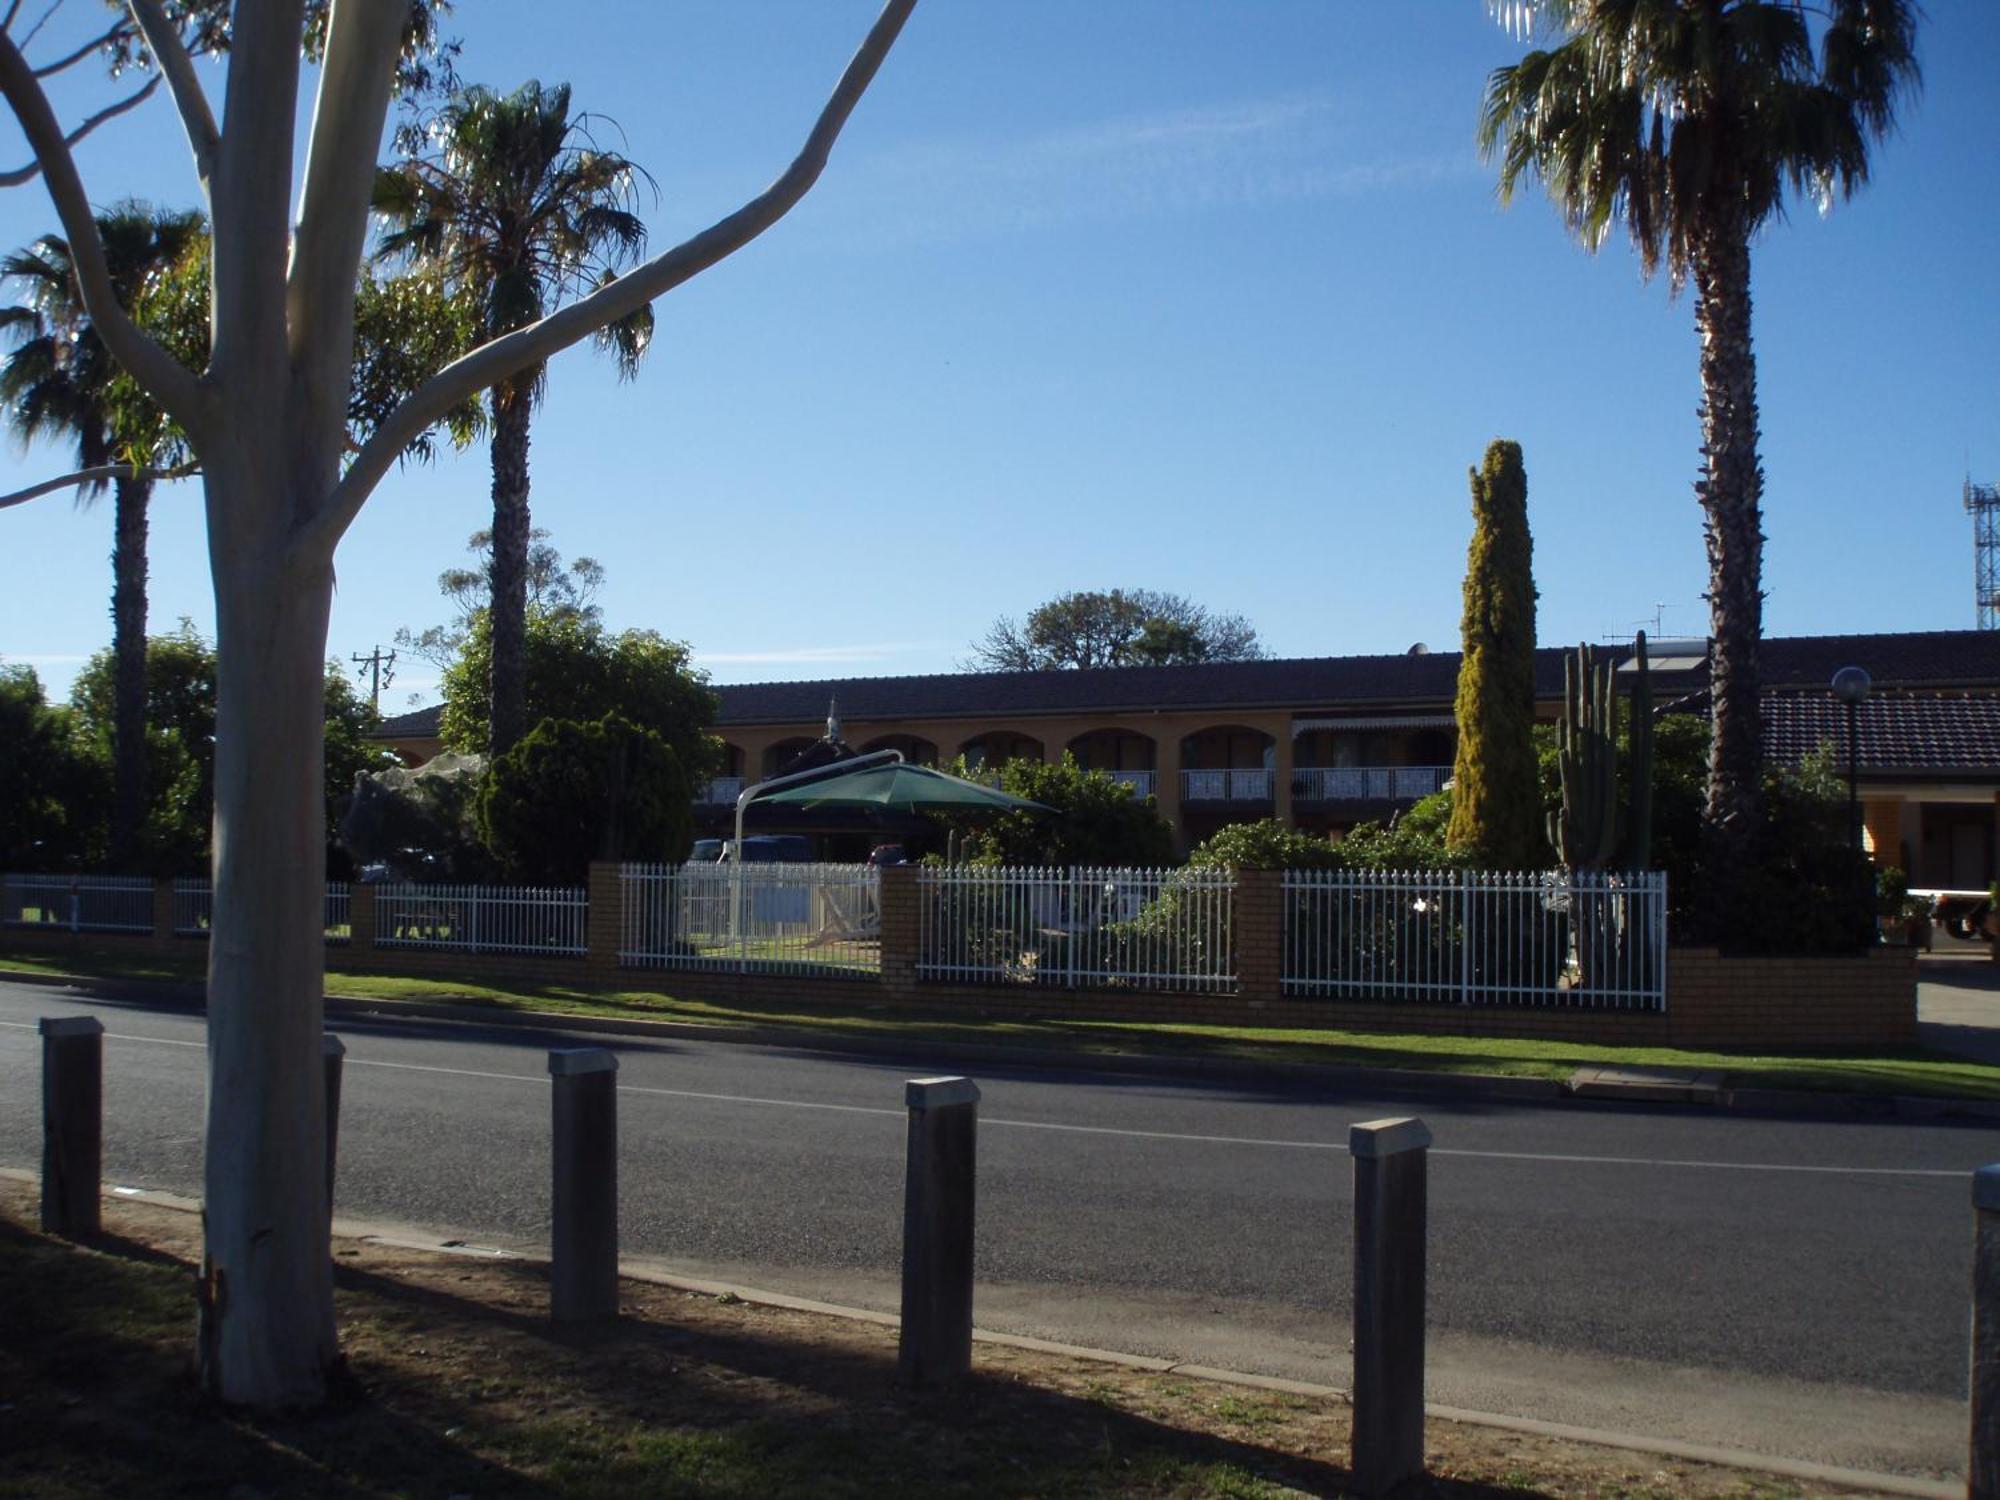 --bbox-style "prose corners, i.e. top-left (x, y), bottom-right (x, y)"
top-left (0, 37), bottom-right (203, 427)
top-left (31, 20), bottom-right (122, 77)
top-left (0, 459), bottom-right (198, 510)
top-left (126, 0), bottom-right (218, 191)
top-left (308, 0), bottom-right (917, 558)
top-left (0, 70), bottom-right (158, 185)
